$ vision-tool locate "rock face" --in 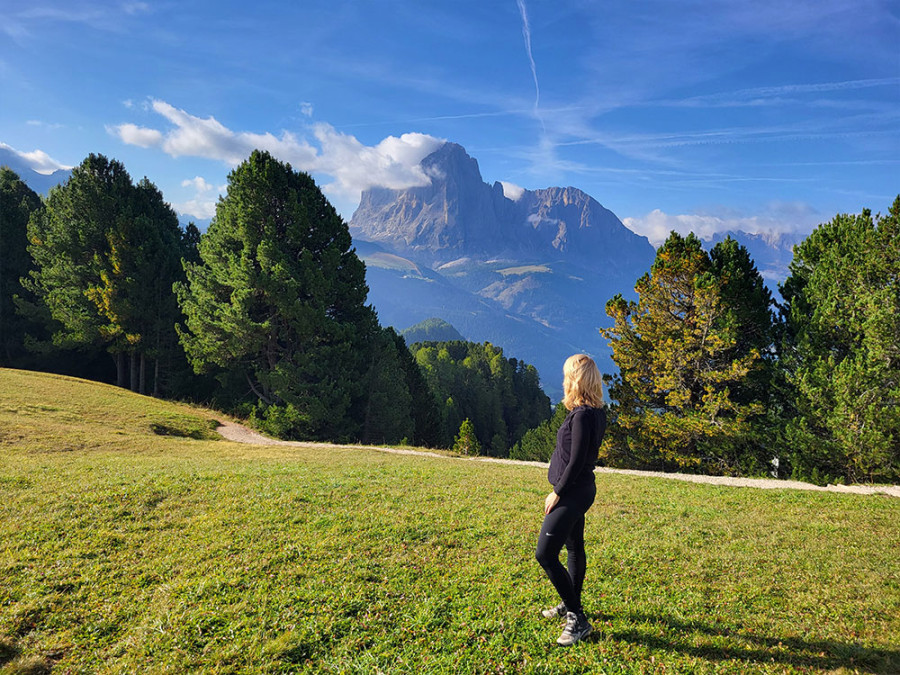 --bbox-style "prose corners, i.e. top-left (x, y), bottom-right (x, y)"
top-left (350, 142), bottom-right (652, 272)
top-left (349, 142), bottom-right (658, 396)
